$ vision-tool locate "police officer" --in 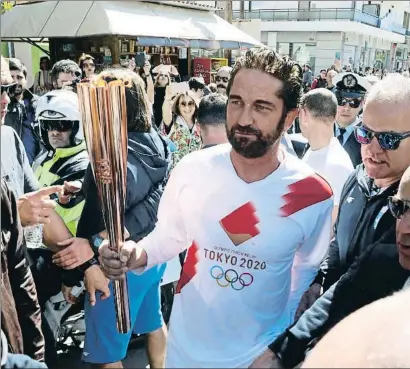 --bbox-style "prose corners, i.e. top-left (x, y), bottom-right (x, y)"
top-left (333, 72), bottom-right (371, 168)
